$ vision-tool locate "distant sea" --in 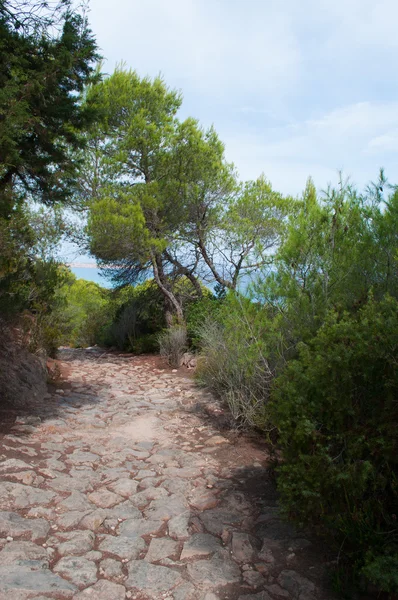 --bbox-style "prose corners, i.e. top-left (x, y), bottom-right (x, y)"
top-left (70, 267), bottom-right (113, 288)
top-left (70, 266), bottom-right (256, 295)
